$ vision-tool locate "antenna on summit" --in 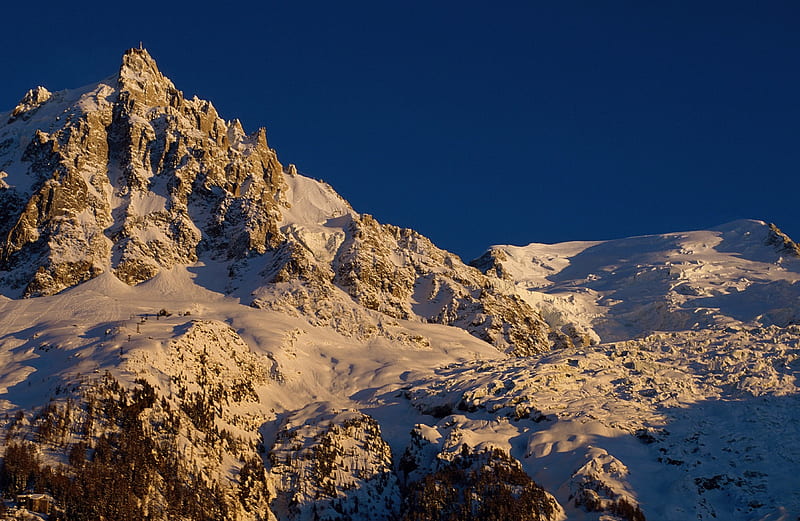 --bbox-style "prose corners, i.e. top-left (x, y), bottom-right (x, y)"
top-left (139, 41), bottom-right (143, 50)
